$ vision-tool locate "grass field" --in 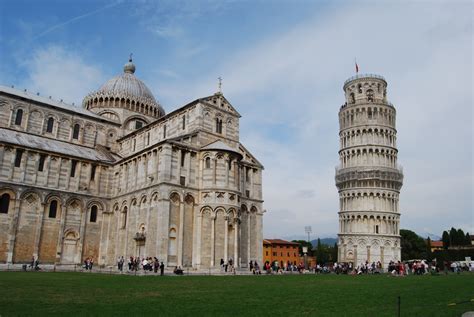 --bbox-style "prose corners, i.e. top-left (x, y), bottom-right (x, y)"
top-left (0, 272), bottom-right (473, 316)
